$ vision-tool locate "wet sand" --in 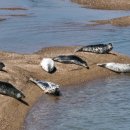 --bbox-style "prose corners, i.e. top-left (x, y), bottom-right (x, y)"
top-left (0, 46), bottom-right (130, 130)
top-left (0, 17), bottom-right (6, 21)
top-left (71, 0), bottom-right (130, 10)
top-left (0, 7), bottom-right (28, 10)
top-left (71, 0), bottom-right (130, 27)
top-left (89, 16), bottom-right (130, 27)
